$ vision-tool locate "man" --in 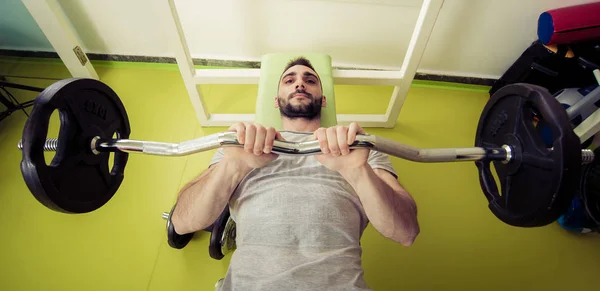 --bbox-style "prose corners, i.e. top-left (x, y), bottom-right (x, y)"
top-left (172, 57), bottom-right (419, 290)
